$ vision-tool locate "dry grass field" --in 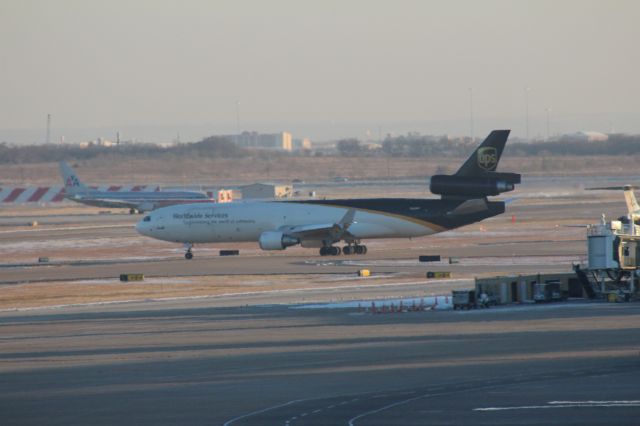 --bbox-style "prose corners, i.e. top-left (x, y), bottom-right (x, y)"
top-left (2, 154), bottom-right (640, 186)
